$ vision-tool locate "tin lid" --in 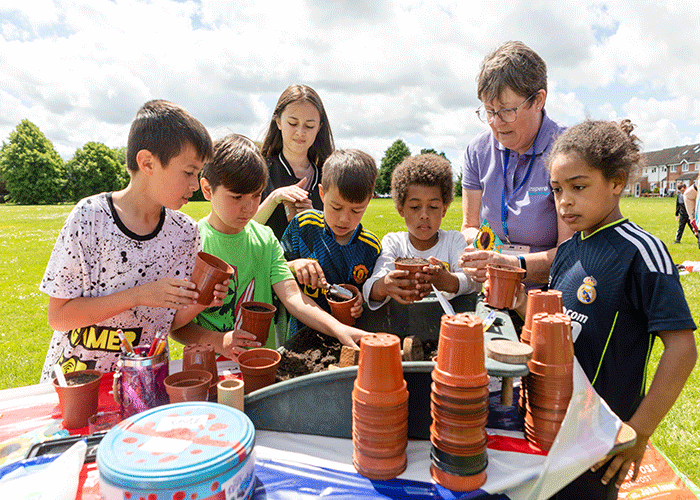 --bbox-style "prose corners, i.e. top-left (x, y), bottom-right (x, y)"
top-left (97, 402), bottom-right (254, 489)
